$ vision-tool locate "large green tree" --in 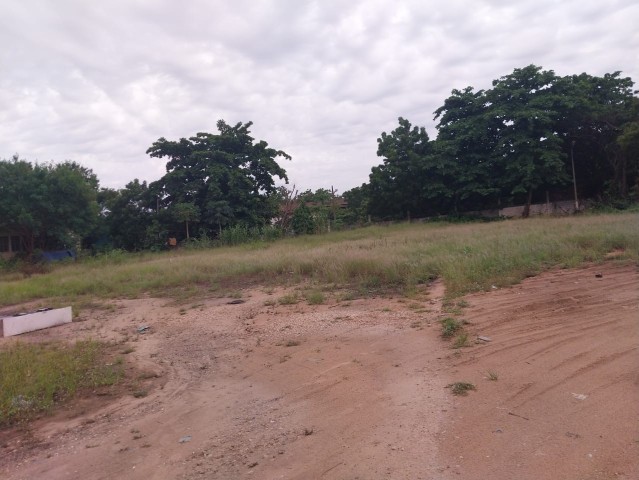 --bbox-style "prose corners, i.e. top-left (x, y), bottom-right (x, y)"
top-left (368, 117), bottom-right (434, 219)
top-left (147, 120), bottom-right (289, 238)
top-left (0, 156), bottom-right (99, 255)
